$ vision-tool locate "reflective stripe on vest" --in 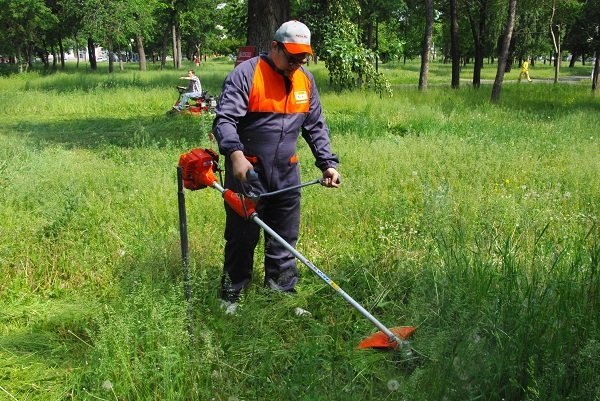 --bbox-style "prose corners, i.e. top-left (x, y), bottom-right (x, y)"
top-left (248, 58), bottom-right (311, 113)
